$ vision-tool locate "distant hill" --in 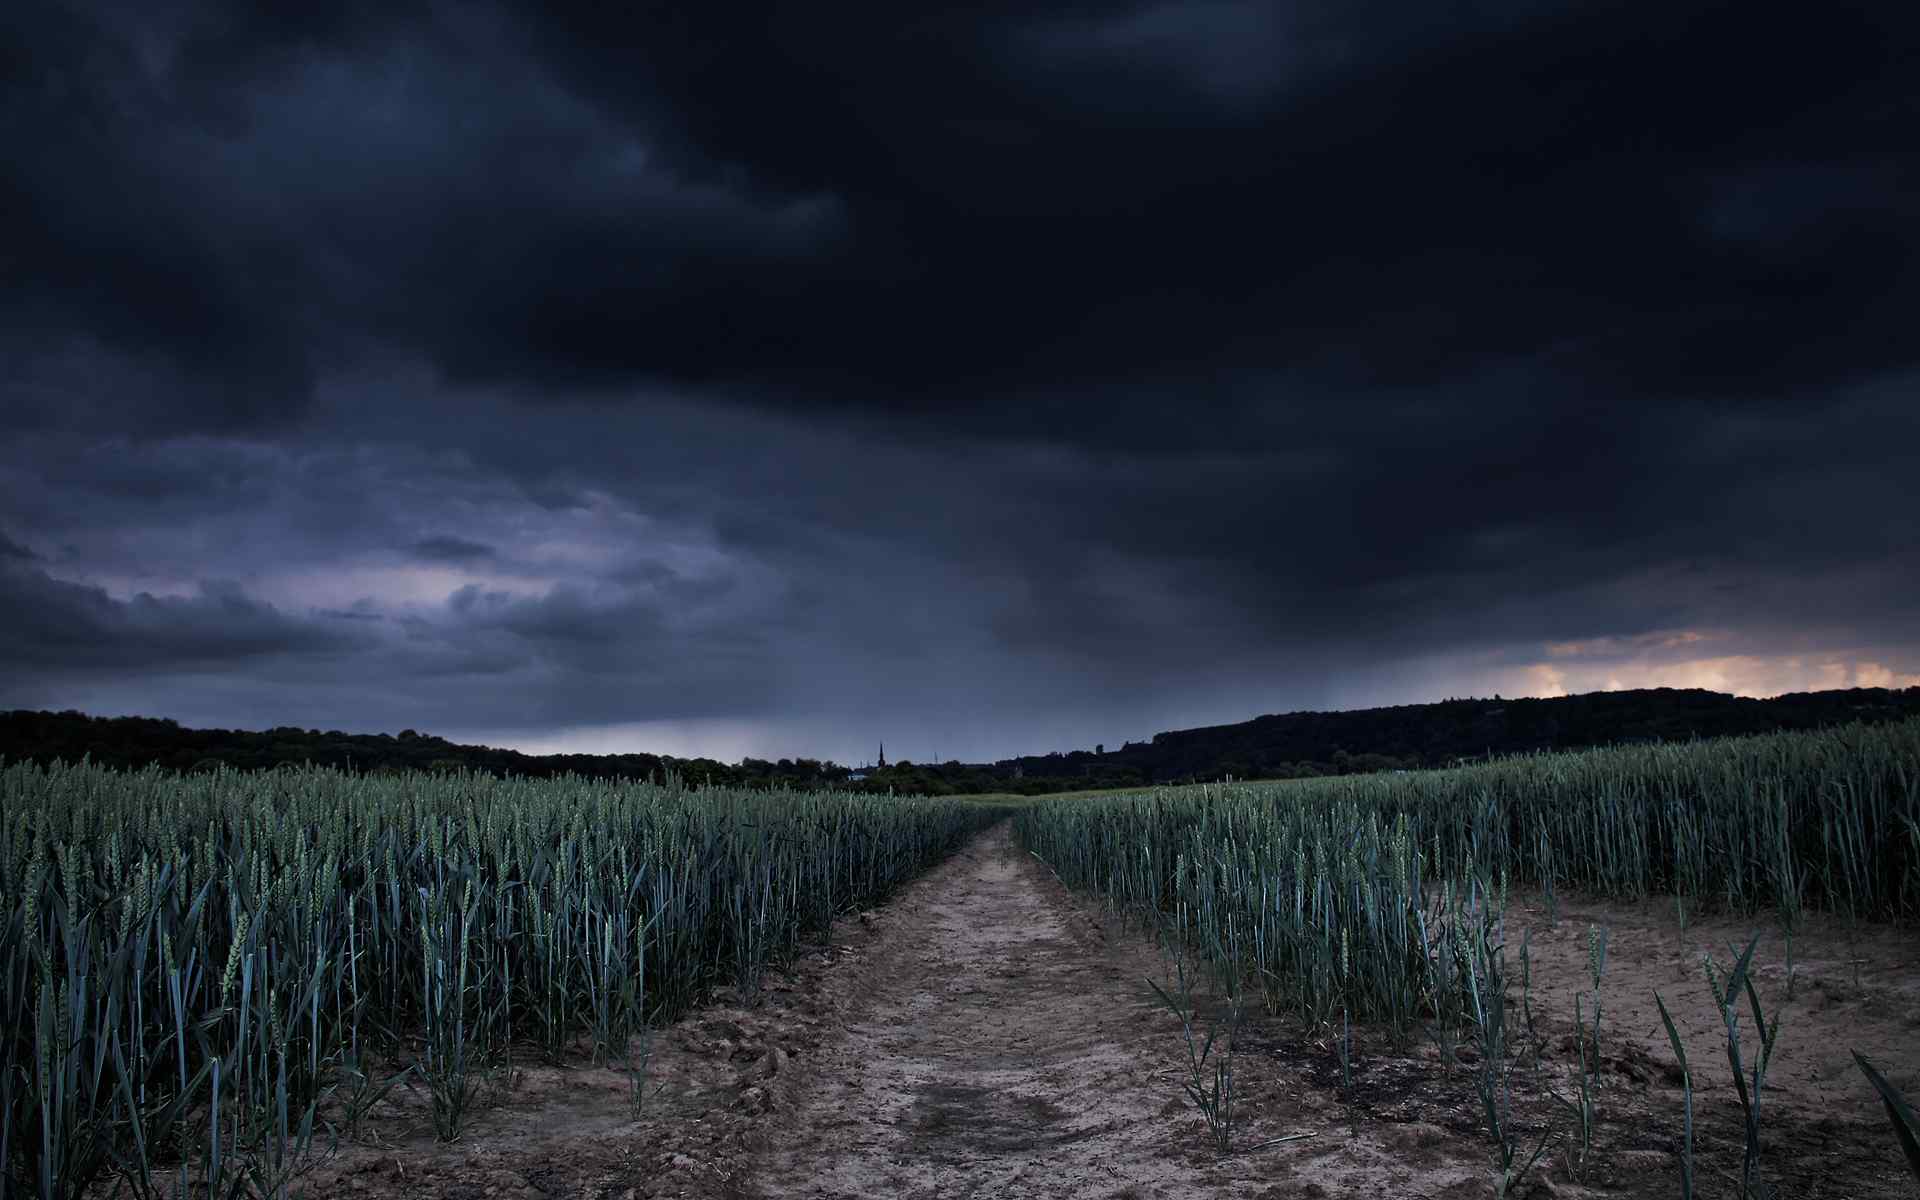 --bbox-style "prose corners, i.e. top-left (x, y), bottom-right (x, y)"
top-left (5, 686), bottom-right (1919, 795)
top-left (982, 686), bottom-right (1920, 793)
top-left (0, 710), bottom-right (843, 790)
